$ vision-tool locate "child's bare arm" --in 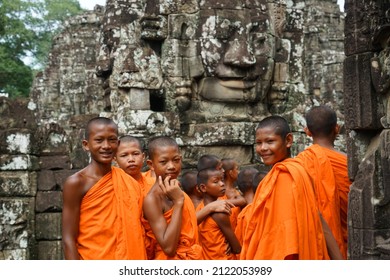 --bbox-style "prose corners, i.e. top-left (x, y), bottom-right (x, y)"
top-left (62, 176), bottom-right (83, 260)
top-left (211, 212), bottom-right (241, 255)
top-left (143, 176), bottom-right (184, 257)
top-left (196, 200), bottom-right (234, 225)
